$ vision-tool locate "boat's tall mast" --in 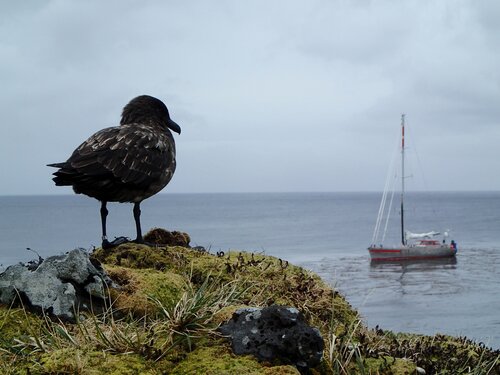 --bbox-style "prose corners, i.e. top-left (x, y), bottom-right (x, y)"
top-left (400, 114), bottom-right (406, 246)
